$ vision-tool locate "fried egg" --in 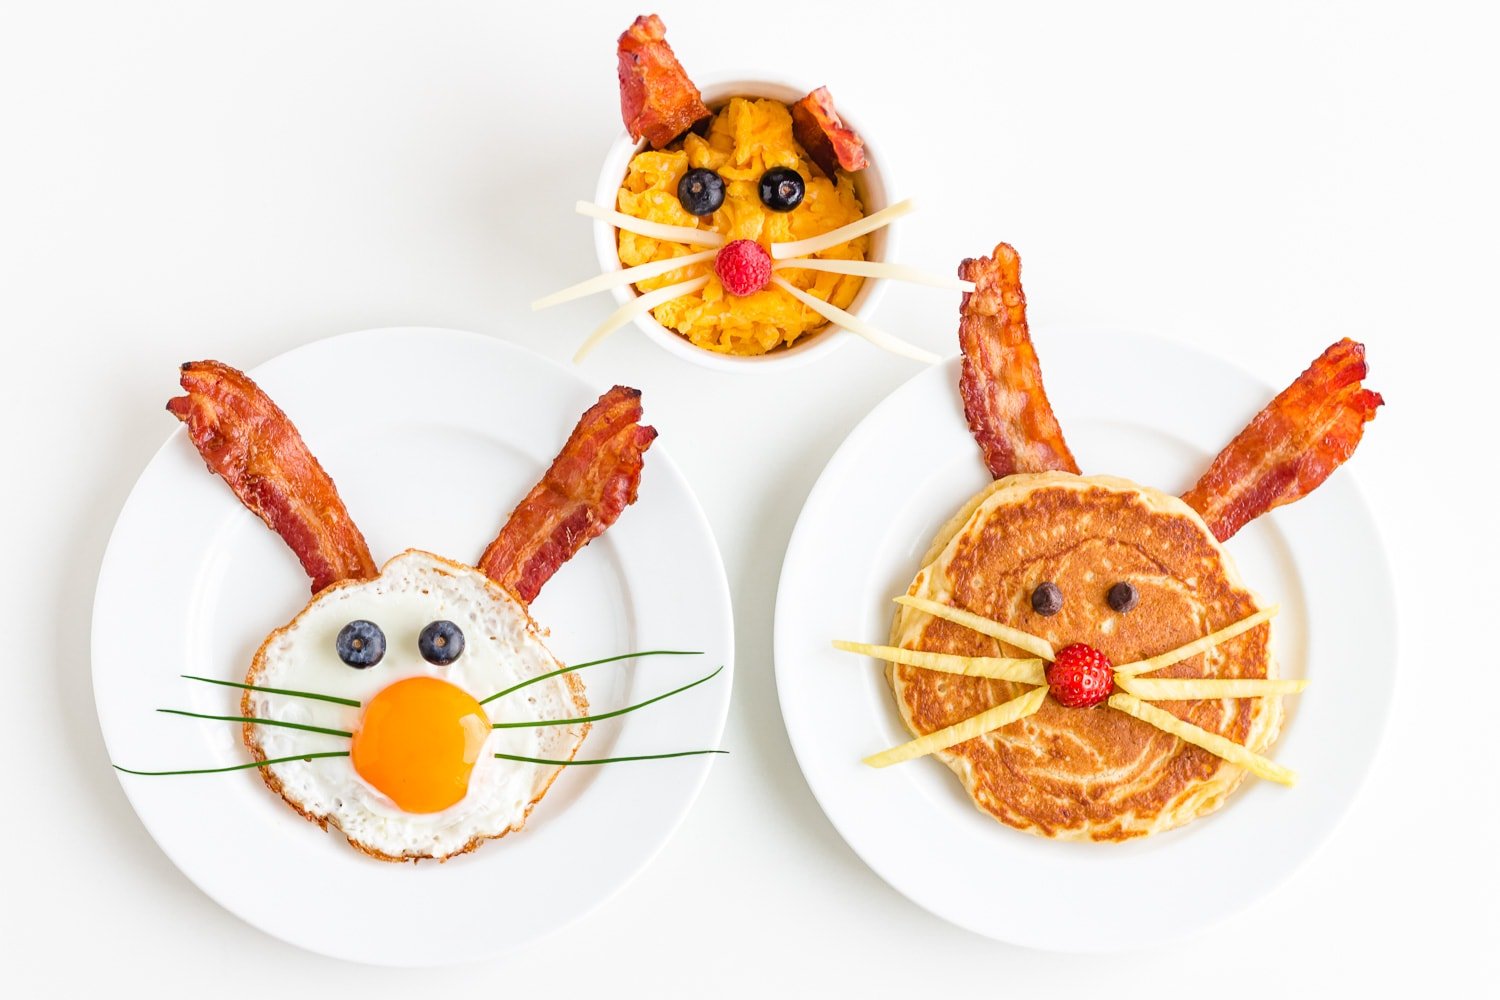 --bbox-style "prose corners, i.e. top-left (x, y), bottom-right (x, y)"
top-left (244, 550), bottom-right (587, 861)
